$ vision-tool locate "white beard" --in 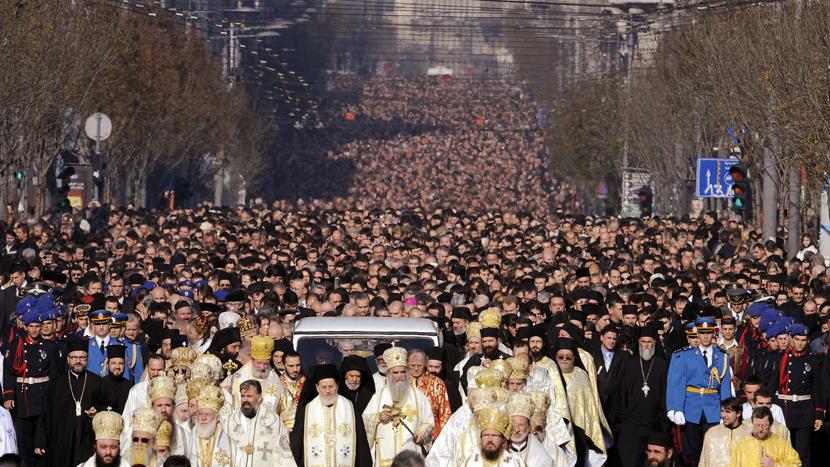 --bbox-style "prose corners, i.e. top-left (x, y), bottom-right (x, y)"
top-left (387, 379), bottom-right (409, 402)
top-left (640, 347), bottom-right (655, 361)
top-left (195, 419), bottom-right (218, 439)
top-left (511, 431), bottom-right (529, 444)
top-left (252, 367), bottom-right (271, 379)
top-left (319, 394), bottom-right (337, 406)
top-left (345, 382), bottom-right (360, 391)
